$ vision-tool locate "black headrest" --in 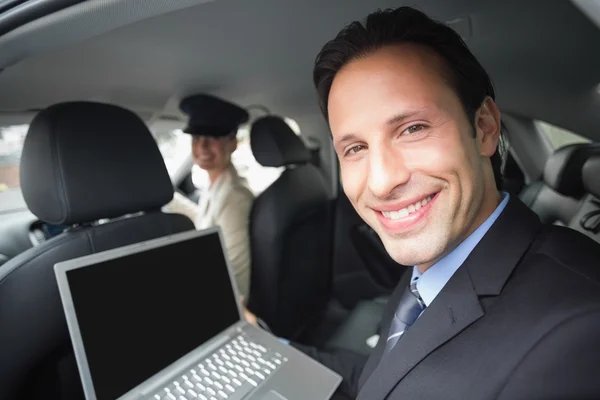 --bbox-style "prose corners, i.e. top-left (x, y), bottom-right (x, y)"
top-left (20, 102), bottom-right (173, 225)
top-left (180, 94), bottom-right (249, 137)
top-left (583, 156), bottom-right (600, 198)
top-left (543, 143), bottom-right (600, 197)
top-left (250, 116), bottom-right (310, 167)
